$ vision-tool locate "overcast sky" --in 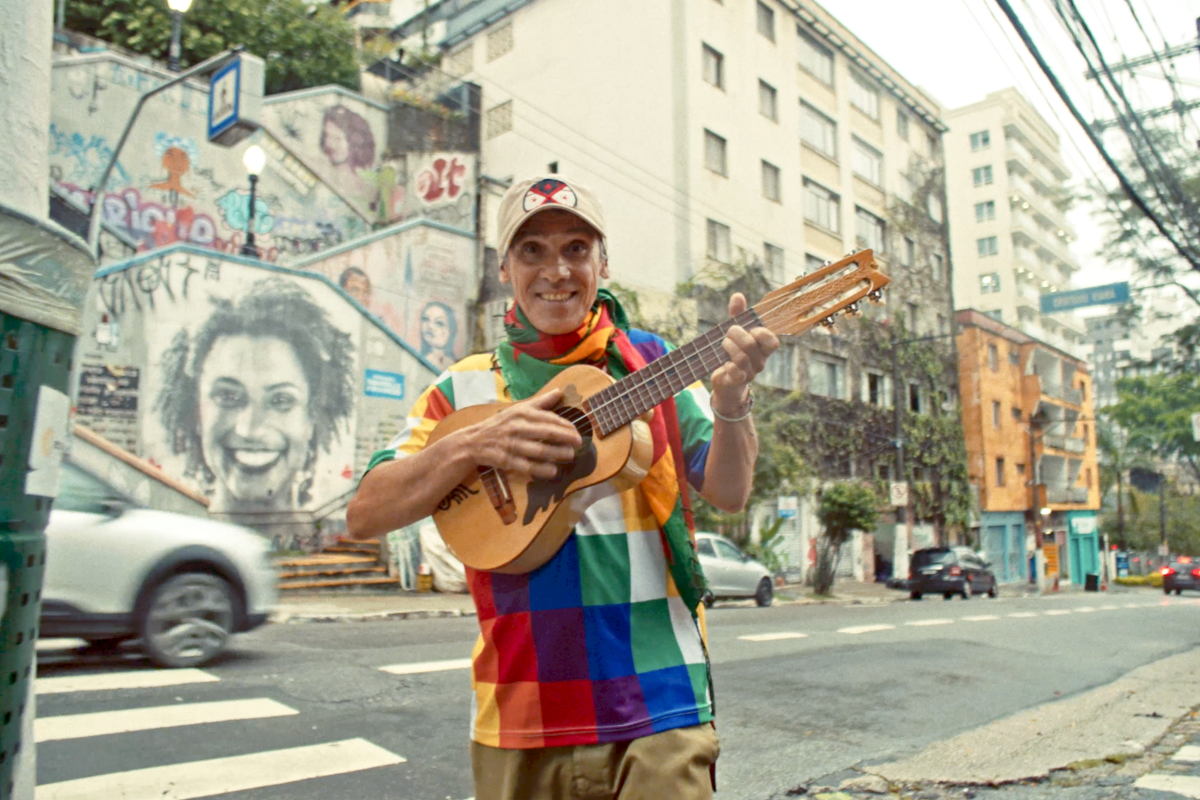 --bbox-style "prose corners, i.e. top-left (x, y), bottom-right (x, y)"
top-left (817, 0), bottom-right (1199, 291)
